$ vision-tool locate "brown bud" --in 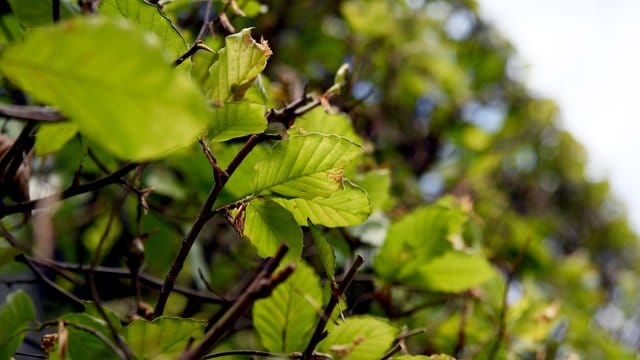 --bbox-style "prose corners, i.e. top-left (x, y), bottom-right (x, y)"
top-left (0, 134), bottom-right (31, 203)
